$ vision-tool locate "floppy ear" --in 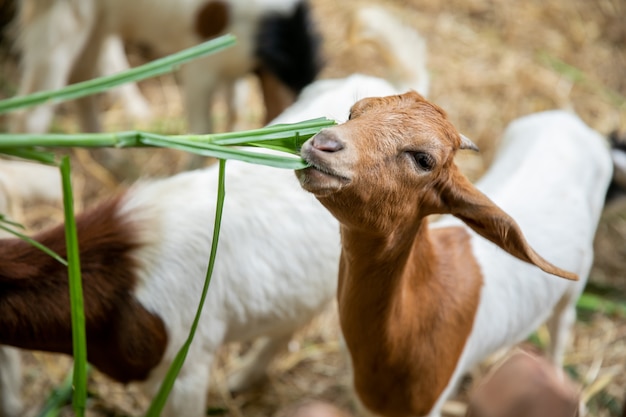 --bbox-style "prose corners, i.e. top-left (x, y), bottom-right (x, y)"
top-left (439, 167), bottom-right (578, 281)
